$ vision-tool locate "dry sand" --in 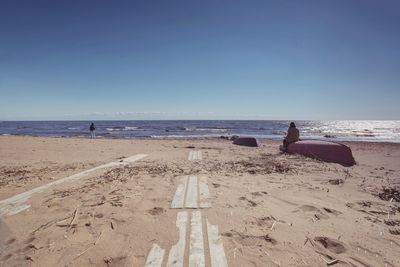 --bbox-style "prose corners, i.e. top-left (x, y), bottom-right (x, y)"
top-left (0, 135), bottom-right (399, 266)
